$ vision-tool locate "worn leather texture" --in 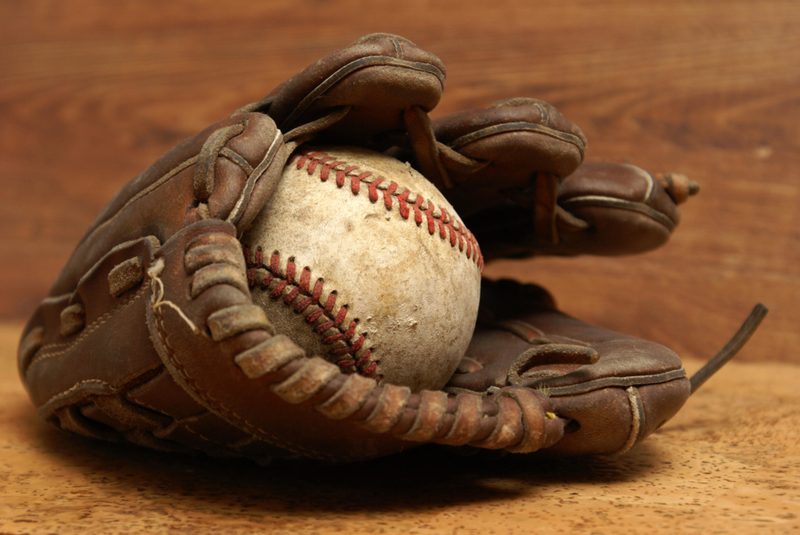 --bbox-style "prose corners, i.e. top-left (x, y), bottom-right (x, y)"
top-left (19, 33), bottom-right (699, 463)
top-left (449, 279), bottom-right (691, 457)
